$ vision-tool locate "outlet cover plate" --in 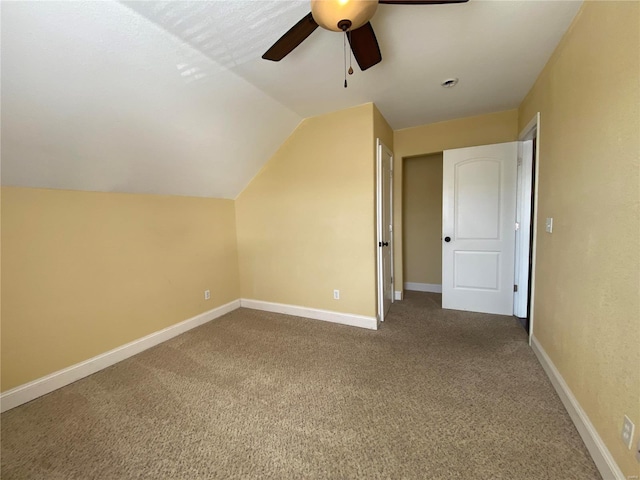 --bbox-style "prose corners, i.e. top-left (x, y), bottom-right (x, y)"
top-left (622, 415), bottom-right (635, 449)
